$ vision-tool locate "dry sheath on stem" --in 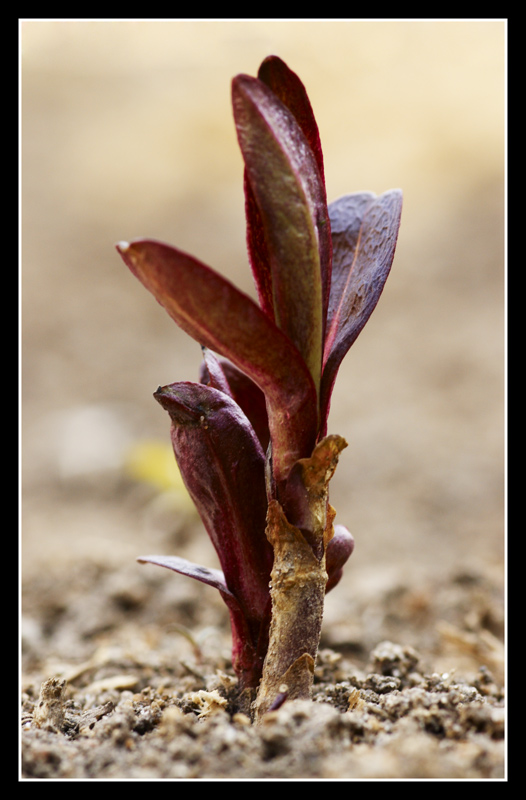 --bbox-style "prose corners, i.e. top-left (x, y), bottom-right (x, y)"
top-left (116, 55), bottom-right (402, 719)
top-left (254, 435), bottom-right (347, 720)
